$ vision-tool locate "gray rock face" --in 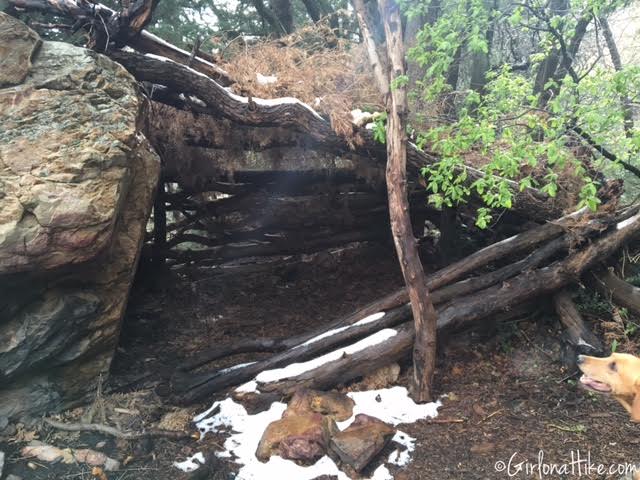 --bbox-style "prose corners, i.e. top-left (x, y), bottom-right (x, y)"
top-left (0, 14), bottom-right (160, 423)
